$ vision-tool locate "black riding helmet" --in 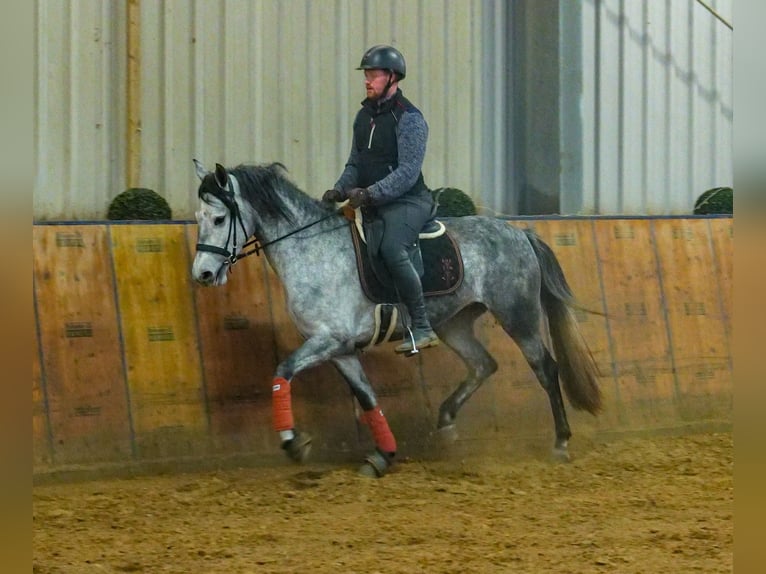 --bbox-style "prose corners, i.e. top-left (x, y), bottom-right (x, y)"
top-left (356, 44), bottom-right (406, 80)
